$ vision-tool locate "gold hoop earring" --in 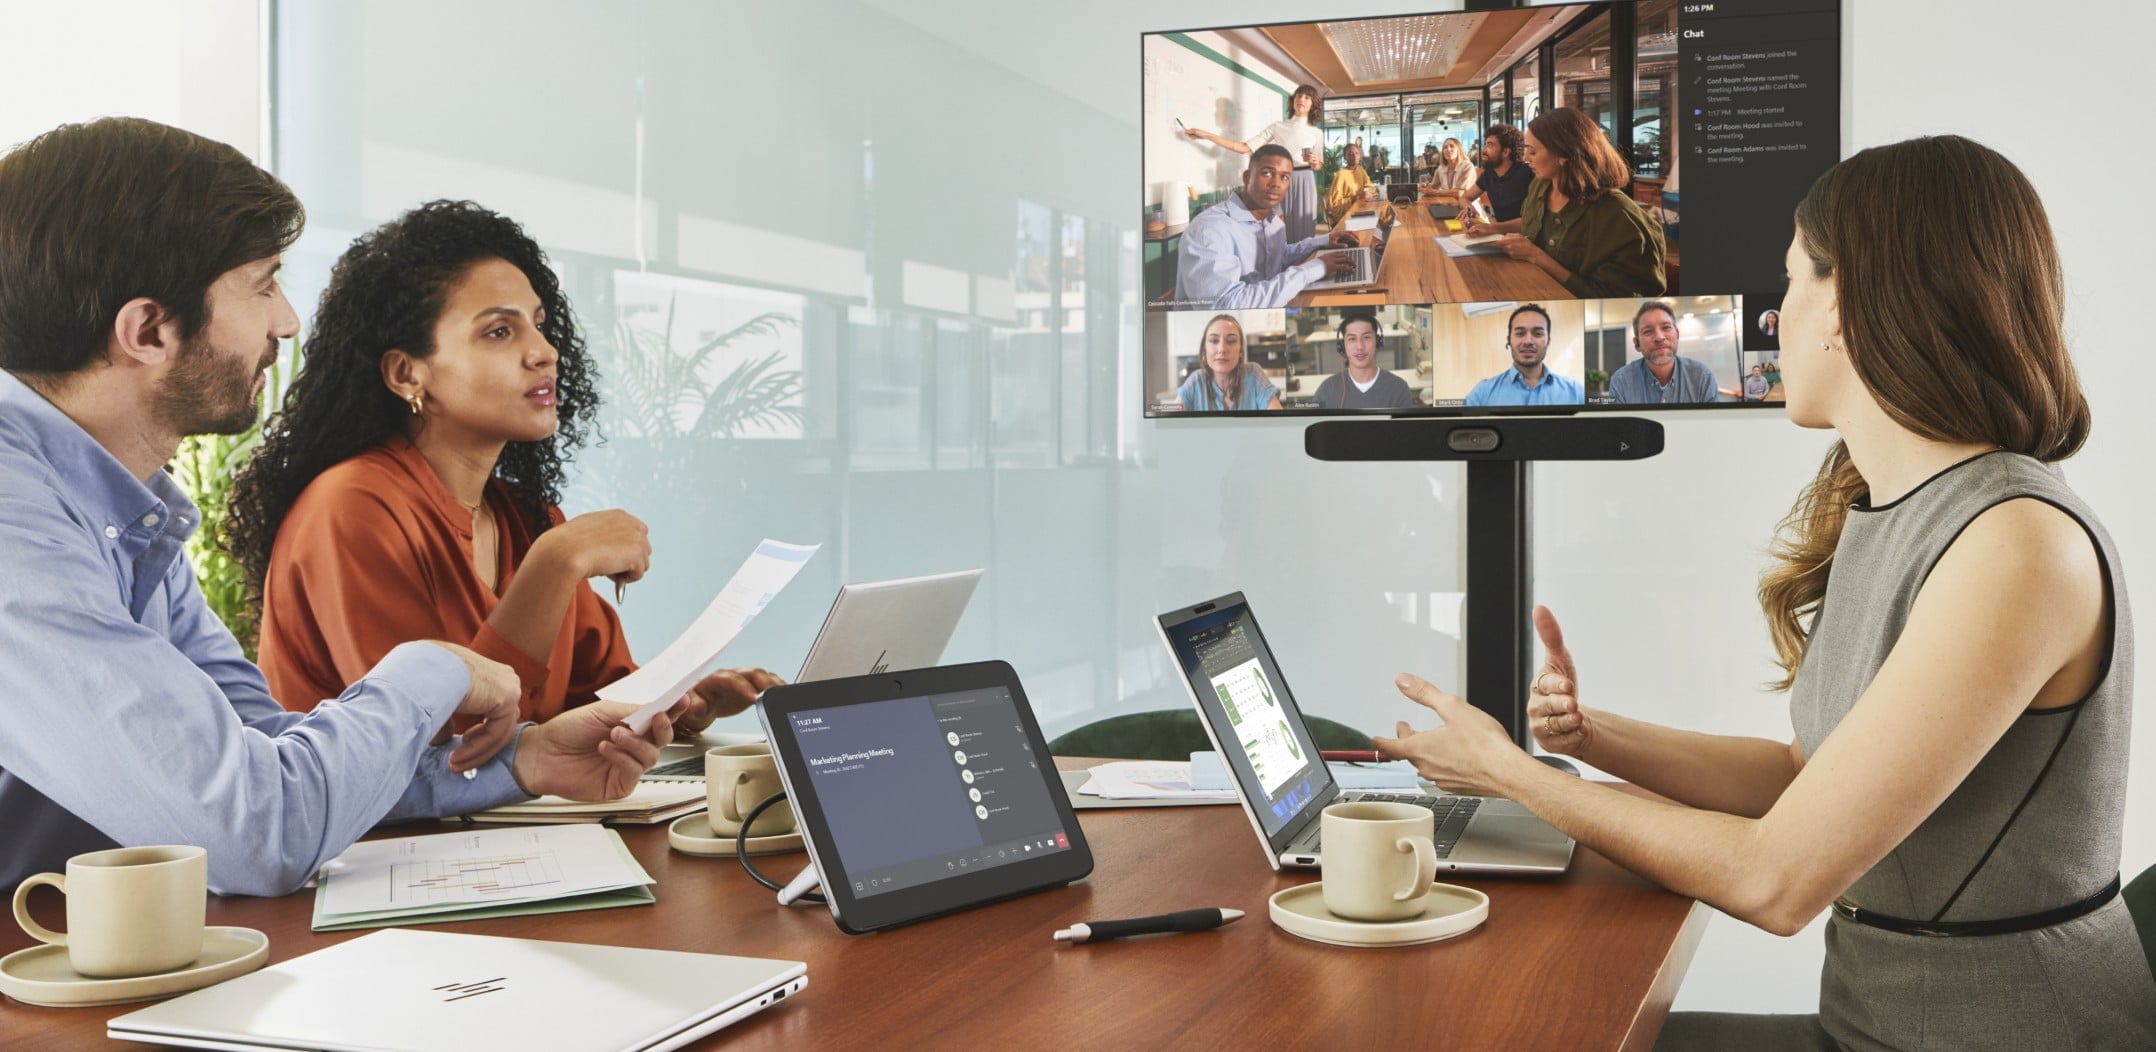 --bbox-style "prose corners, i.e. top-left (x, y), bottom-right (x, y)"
top-left (408, 392), bottom-right (424, 415)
